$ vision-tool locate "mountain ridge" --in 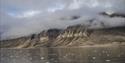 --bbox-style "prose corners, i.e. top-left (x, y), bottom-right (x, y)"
top-left (0, 24), bottom-right (125, 48)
